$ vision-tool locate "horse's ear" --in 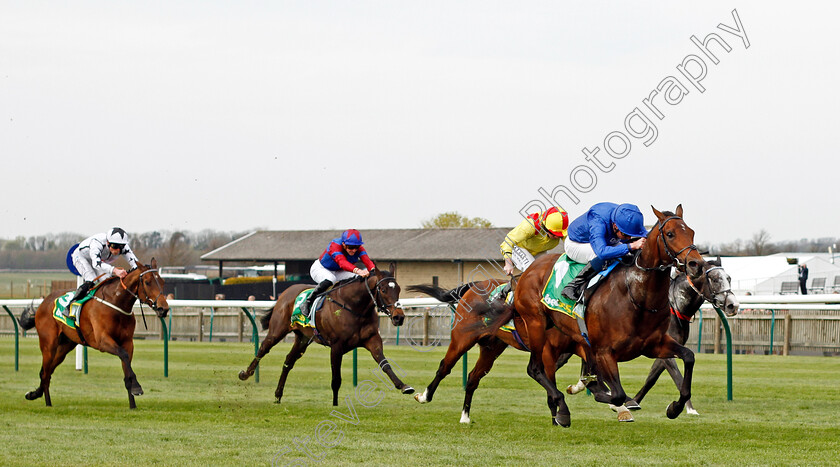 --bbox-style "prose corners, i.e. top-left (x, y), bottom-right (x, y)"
top-left (651, 206), bottom-right (665, 221)
top-left (675, 204), bottom-right (684, 218)
top-left (150, 258), bottom-right (158, 269)
top-left (389, 262), bottom-right (396, 276)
